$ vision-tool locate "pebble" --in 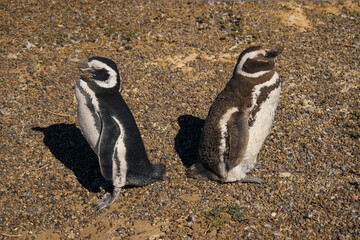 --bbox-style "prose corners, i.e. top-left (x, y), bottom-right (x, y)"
top-left (0, 109), bottom-right (7, 115)
top-left (279, 172), bottom-right (292, 178)
top-left (272, 231), bottom-right (281, 237)
top-left (25, 42), bottom-right (36, 50)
